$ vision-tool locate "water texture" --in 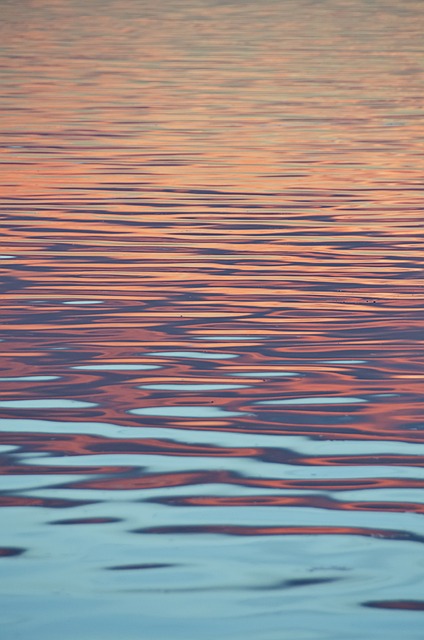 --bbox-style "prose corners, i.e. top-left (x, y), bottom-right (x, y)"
top-left (1, 0), bottom-right (423, 638)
